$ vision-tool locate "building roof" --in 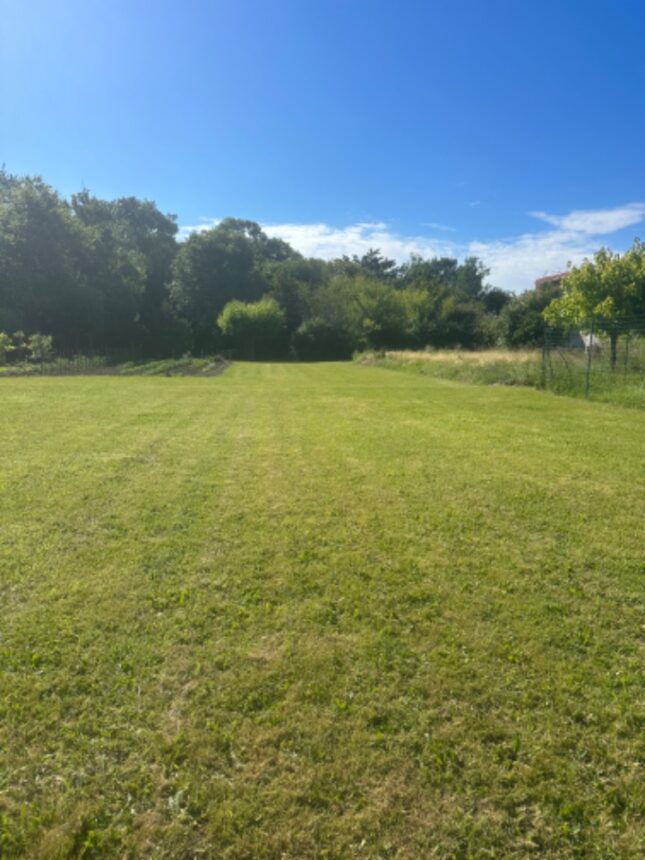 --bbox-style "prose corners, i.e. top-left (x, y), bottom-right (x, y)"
top-left (534, 272), bottom-right (567, 288)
